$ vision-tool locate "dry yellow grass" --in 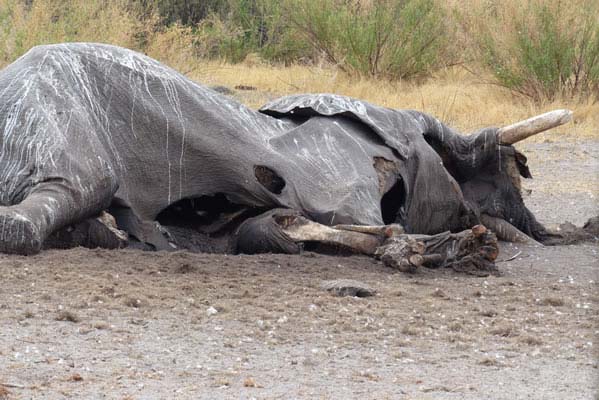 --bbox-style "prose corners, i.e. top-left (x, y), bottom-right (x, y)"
top-left (0, 0), bottom-right (150, 61)
top-left (187, 60), bottom-right (598, 140)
